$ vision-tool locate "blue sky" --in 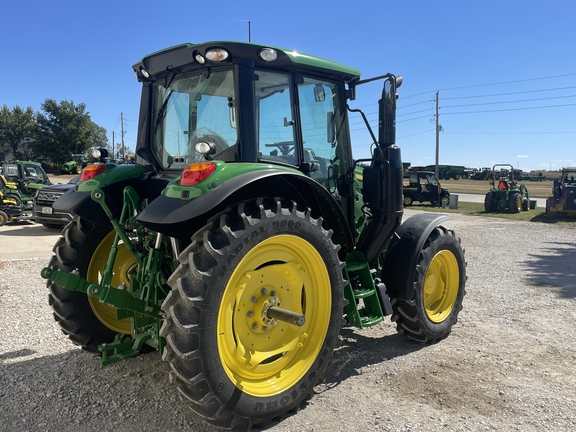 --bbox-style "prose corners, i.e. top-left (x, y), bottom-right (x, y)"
top-left (2, 0), bottom-right (574, 172)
